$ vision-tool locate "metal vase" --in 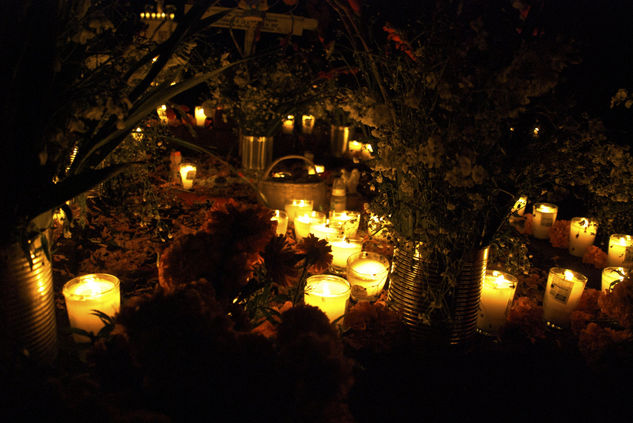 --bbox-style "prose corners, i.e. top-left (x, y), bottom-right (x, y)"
top-left (240, 134), bottom-right (273, 172)
top-left (387, 243), bottom-right (489, 351)
top-left (329, 125), bottom-right (352, 158)
top-left (0, 235), bottom-right (58, 364)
